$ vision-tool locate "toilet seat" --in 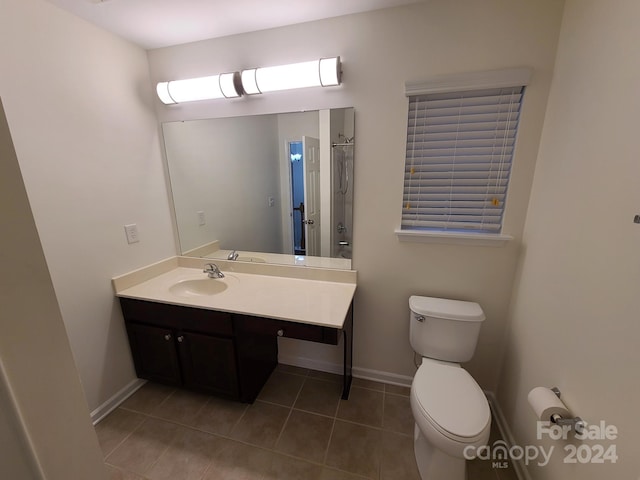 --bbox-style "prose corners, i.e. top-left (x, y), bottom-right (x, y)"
top-left (411, 359), bottom-right (490, 444)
